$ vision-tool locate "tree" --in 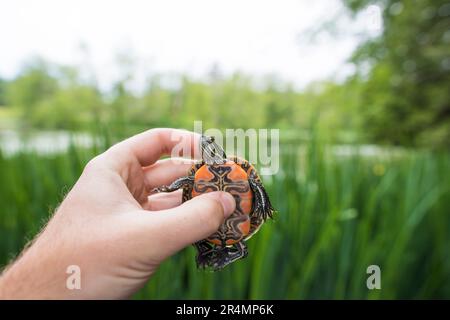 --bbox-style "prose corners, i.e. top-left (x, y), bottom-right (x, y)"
top-left (343, 0), bottom-right (450, 148)
top-left (0, 78), bottom-right (6, 106)
top-left (6, 59), bottom-right (58, 126)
